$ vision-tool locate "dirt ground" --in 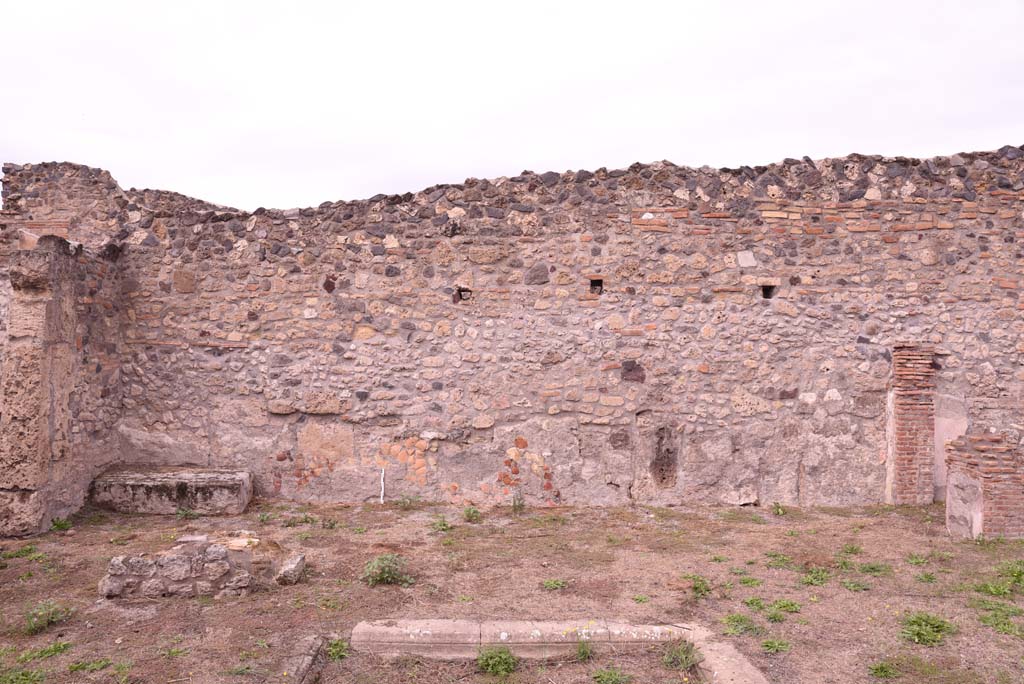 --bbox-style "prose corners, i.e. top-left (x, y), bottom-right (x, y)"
top-left (1, 500), bottom-right (1022, 684)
